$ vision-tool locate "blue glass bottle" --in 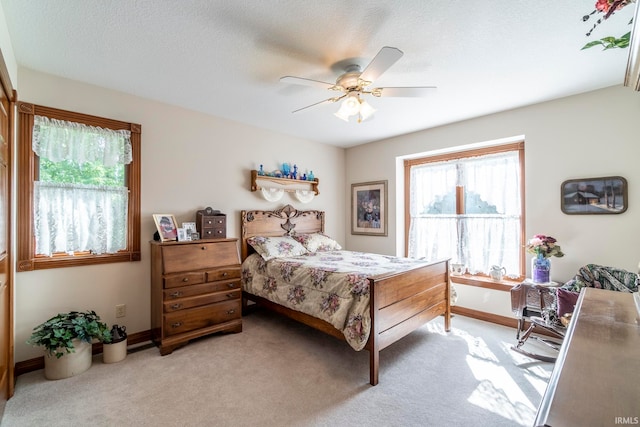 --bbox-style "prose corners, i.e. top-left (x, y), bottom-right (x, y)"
top-left (307, 170), bottom-right (314, 181)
